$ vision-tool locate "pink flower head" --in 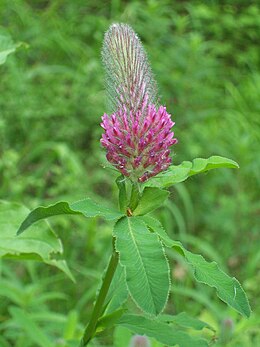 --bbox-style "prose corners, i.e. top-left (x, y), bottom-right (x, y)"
top-left (101, 24), bottom-right (177, 182)
top-left (129, 335), bottom-right (151, 347)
